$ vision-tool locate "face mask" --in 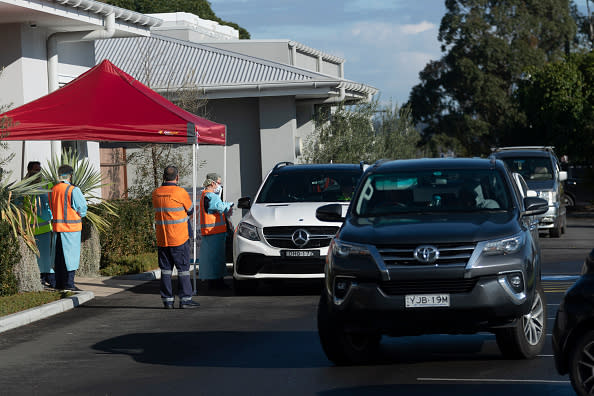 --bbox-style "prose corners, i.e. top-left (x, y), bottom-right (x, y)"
top-left (214, 184), bottom-right (222, 194)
